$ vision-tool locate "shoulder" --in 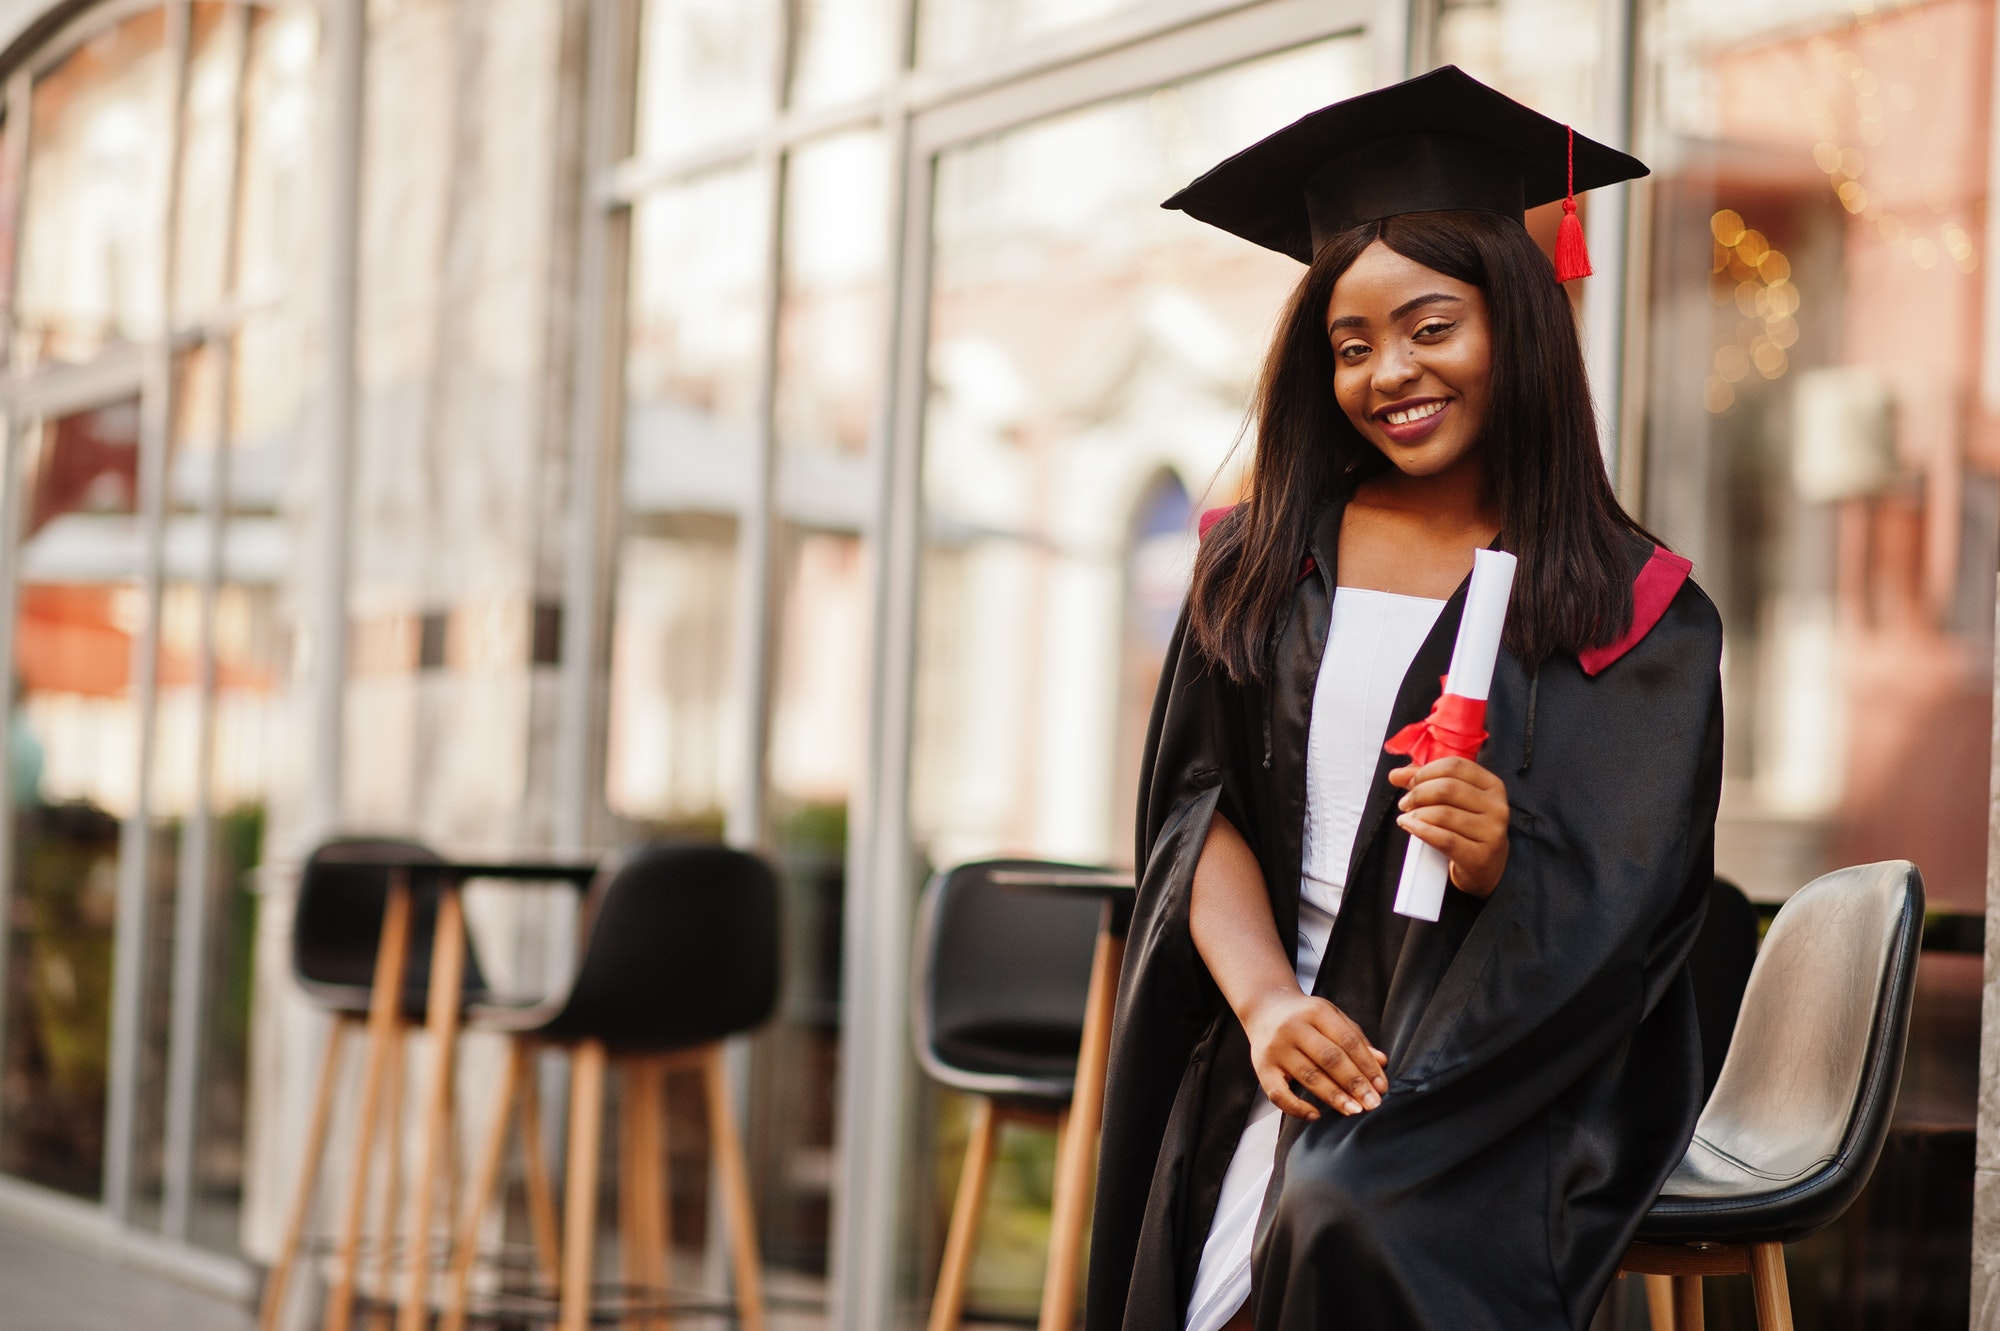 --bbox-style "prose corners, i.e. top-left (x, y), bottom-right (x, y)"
top-left (1576, 536), bottom-right (1717, 677)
